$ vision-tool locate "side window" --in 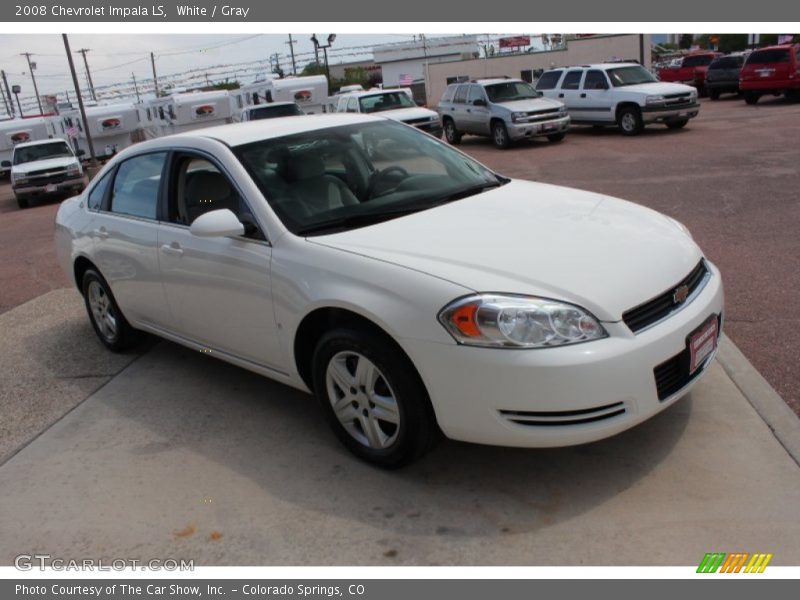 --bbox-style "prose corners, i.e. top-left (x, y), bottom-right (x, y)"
top-left (346, 97), bottom-right (358, 113)
top-left (87, 172), bottom-right (111, 211)
top-left (170, 155), bottom-right (263, 240)
top-left (561, 70), bottom-right (583, 90)
top-left (146, 108), bottom-right (152, 121)
top-left (467, 85), bottom-right (484, 104)
top-left (535, 70), bottom-right (562, 90)
top-left (440, 85), bottom-right (456, 103)
top-left (583, 70), bottom-right (609, 90)
top-left (168, 105), bottom-right (176, 120)
top-left (453, 85), bottom-right (468, 103)
top-left (110, 152), bottom-right (167, 220)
